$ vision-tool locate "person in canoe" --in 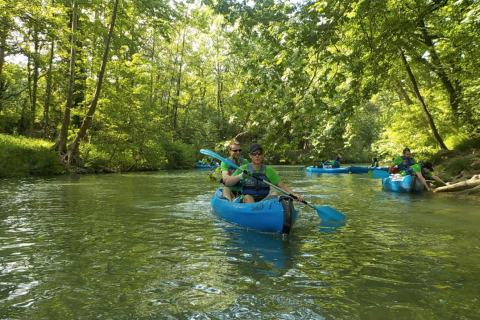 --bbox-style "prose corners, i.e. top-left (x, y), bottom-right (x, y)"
top-left (220, 140), bottom-right (249, 201)
top-left (371, 157), bottom-right (379, 167)
top-left (388, 156), bottom-right (399, 174)
top-left (390, 147), bottom-right (415, 174)
top-left (332, 157), bottom-right (341, 168)
top-left (407, 162), bottom-right (447, 191)
top-left (223, 143), bottom-right (304, 204)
